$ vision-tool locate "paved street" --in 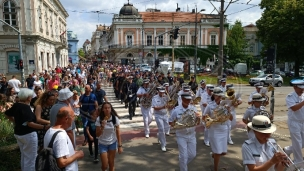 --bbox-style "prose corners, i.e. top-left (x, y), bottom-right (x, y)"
top-left (76, 84), bottom-right (296, 171)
